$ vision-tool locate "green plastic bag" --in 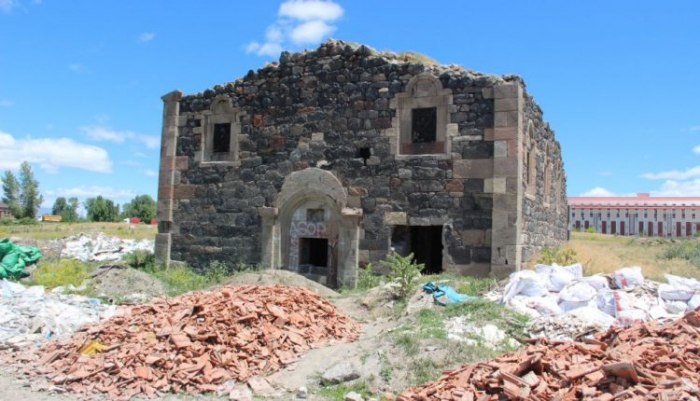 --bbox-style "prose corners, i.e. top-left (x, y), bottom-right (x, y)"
top-left (0, 238), bottom-right (41, 280)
